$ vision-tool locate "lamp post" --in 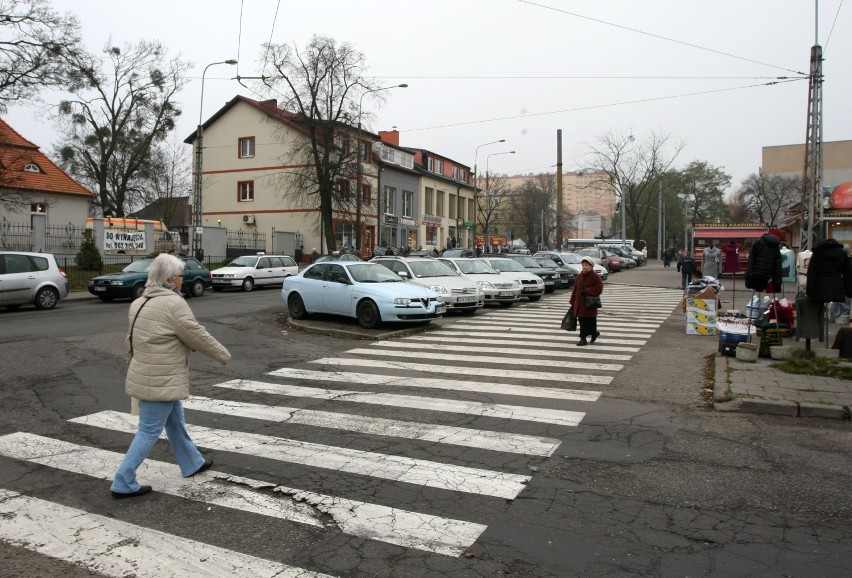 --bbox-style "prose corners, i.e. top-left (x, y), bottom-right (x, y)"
top-left (484, 150), bottom-right (515, 251)
top-left (356, 83), bottom-right (407, 256)
top-left (473, 139), bottom-right (505, 252)
top-left (192, 59), bottom-right (237, 260)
